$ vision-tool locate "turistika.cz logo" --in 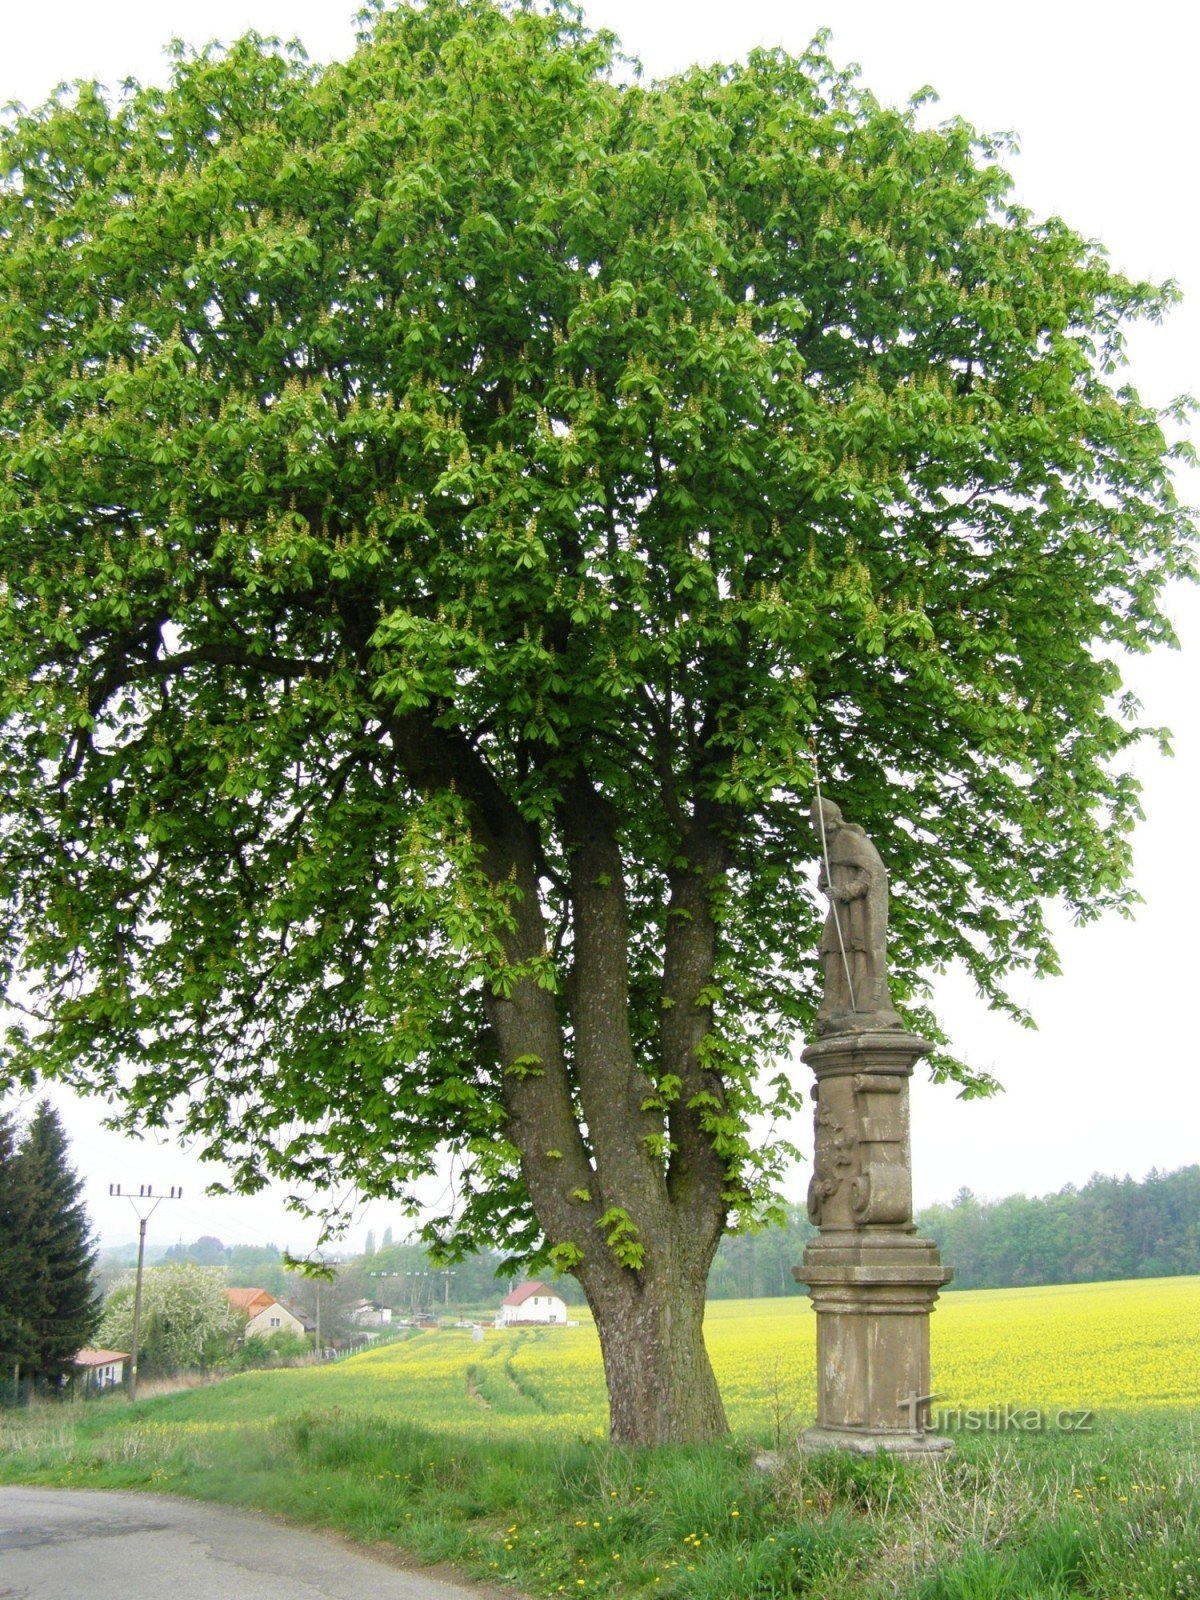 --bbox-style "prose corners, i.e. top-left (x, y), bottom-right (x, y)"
top-left (901, 1393), bottom-right (1095, 1433)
